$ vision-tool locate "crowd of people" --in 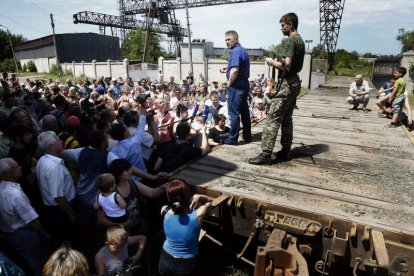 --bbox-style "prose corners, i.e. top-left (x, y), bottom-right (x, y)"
top-left (6, 10), bottom-right (404, 275)
top-left (0, 62), bottom-right (273, 275)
